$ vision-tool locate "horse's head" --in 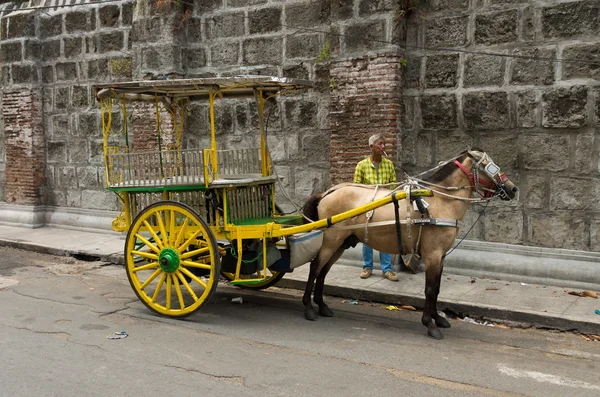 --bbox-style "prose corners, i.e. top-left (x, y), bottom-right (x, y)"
top-left (456, 150), bottom-right (518, 200)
